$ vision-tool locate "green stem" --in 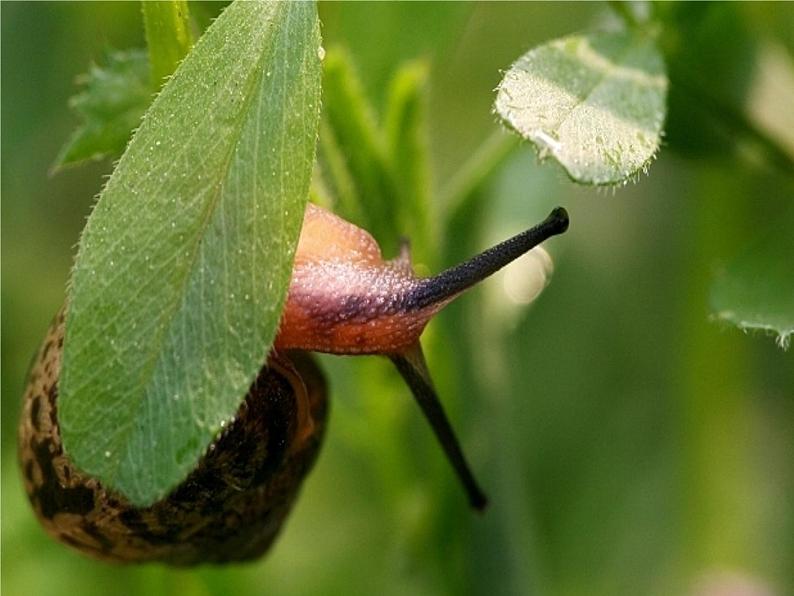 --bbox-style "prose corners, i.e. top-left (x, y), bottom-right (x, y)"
top-left (317, 117), bottom-right (366, 226)
top-left (670, 71), bottom-right (794, 179)
top-left (678, 170), bottom-right (757, 576)
top-left (142, 0), bottom-right (193, 88)
top-left (608, 0), bottom-right (641, 29)
top-left (440, 130), bottom-right (519, 221)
